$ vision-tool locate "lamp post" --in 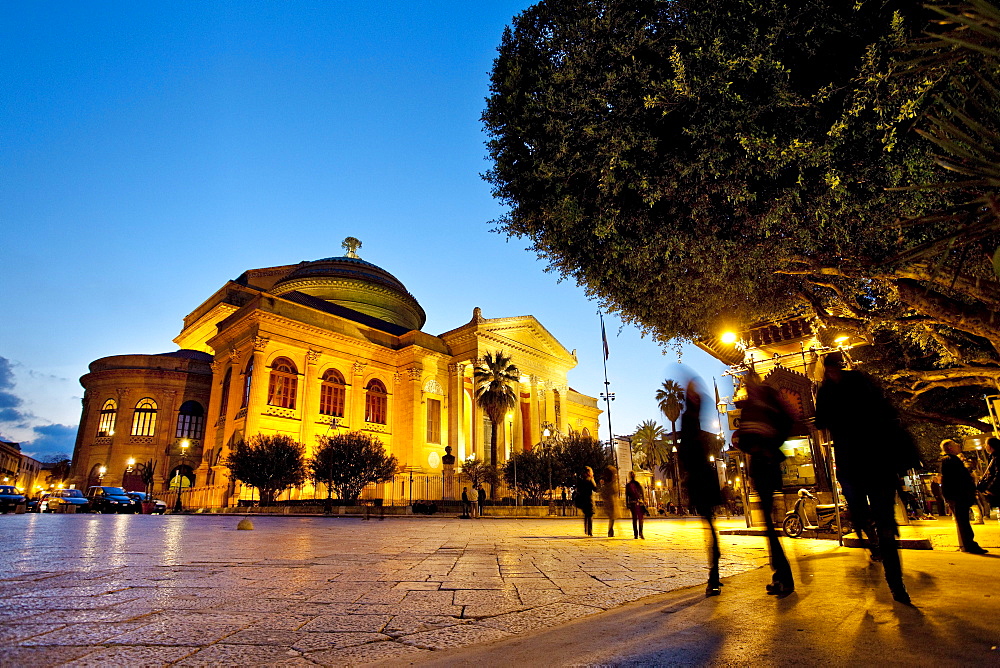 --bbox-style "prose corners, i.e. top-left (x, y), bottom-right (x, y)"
top-left (97, 466), bottom-right (107, 484)
top-left (174, 440), bottom-right (189, 512)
